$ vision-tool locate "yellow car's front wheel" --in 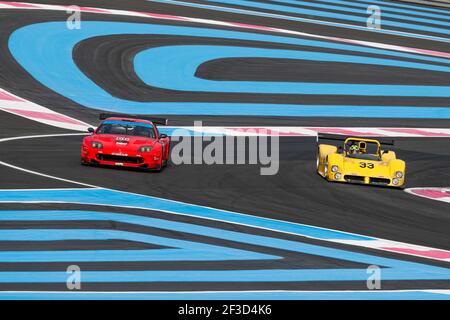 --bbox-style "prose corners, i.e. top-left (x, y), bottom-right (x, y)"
top-left (323, 157), bottom-right (329, 179)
